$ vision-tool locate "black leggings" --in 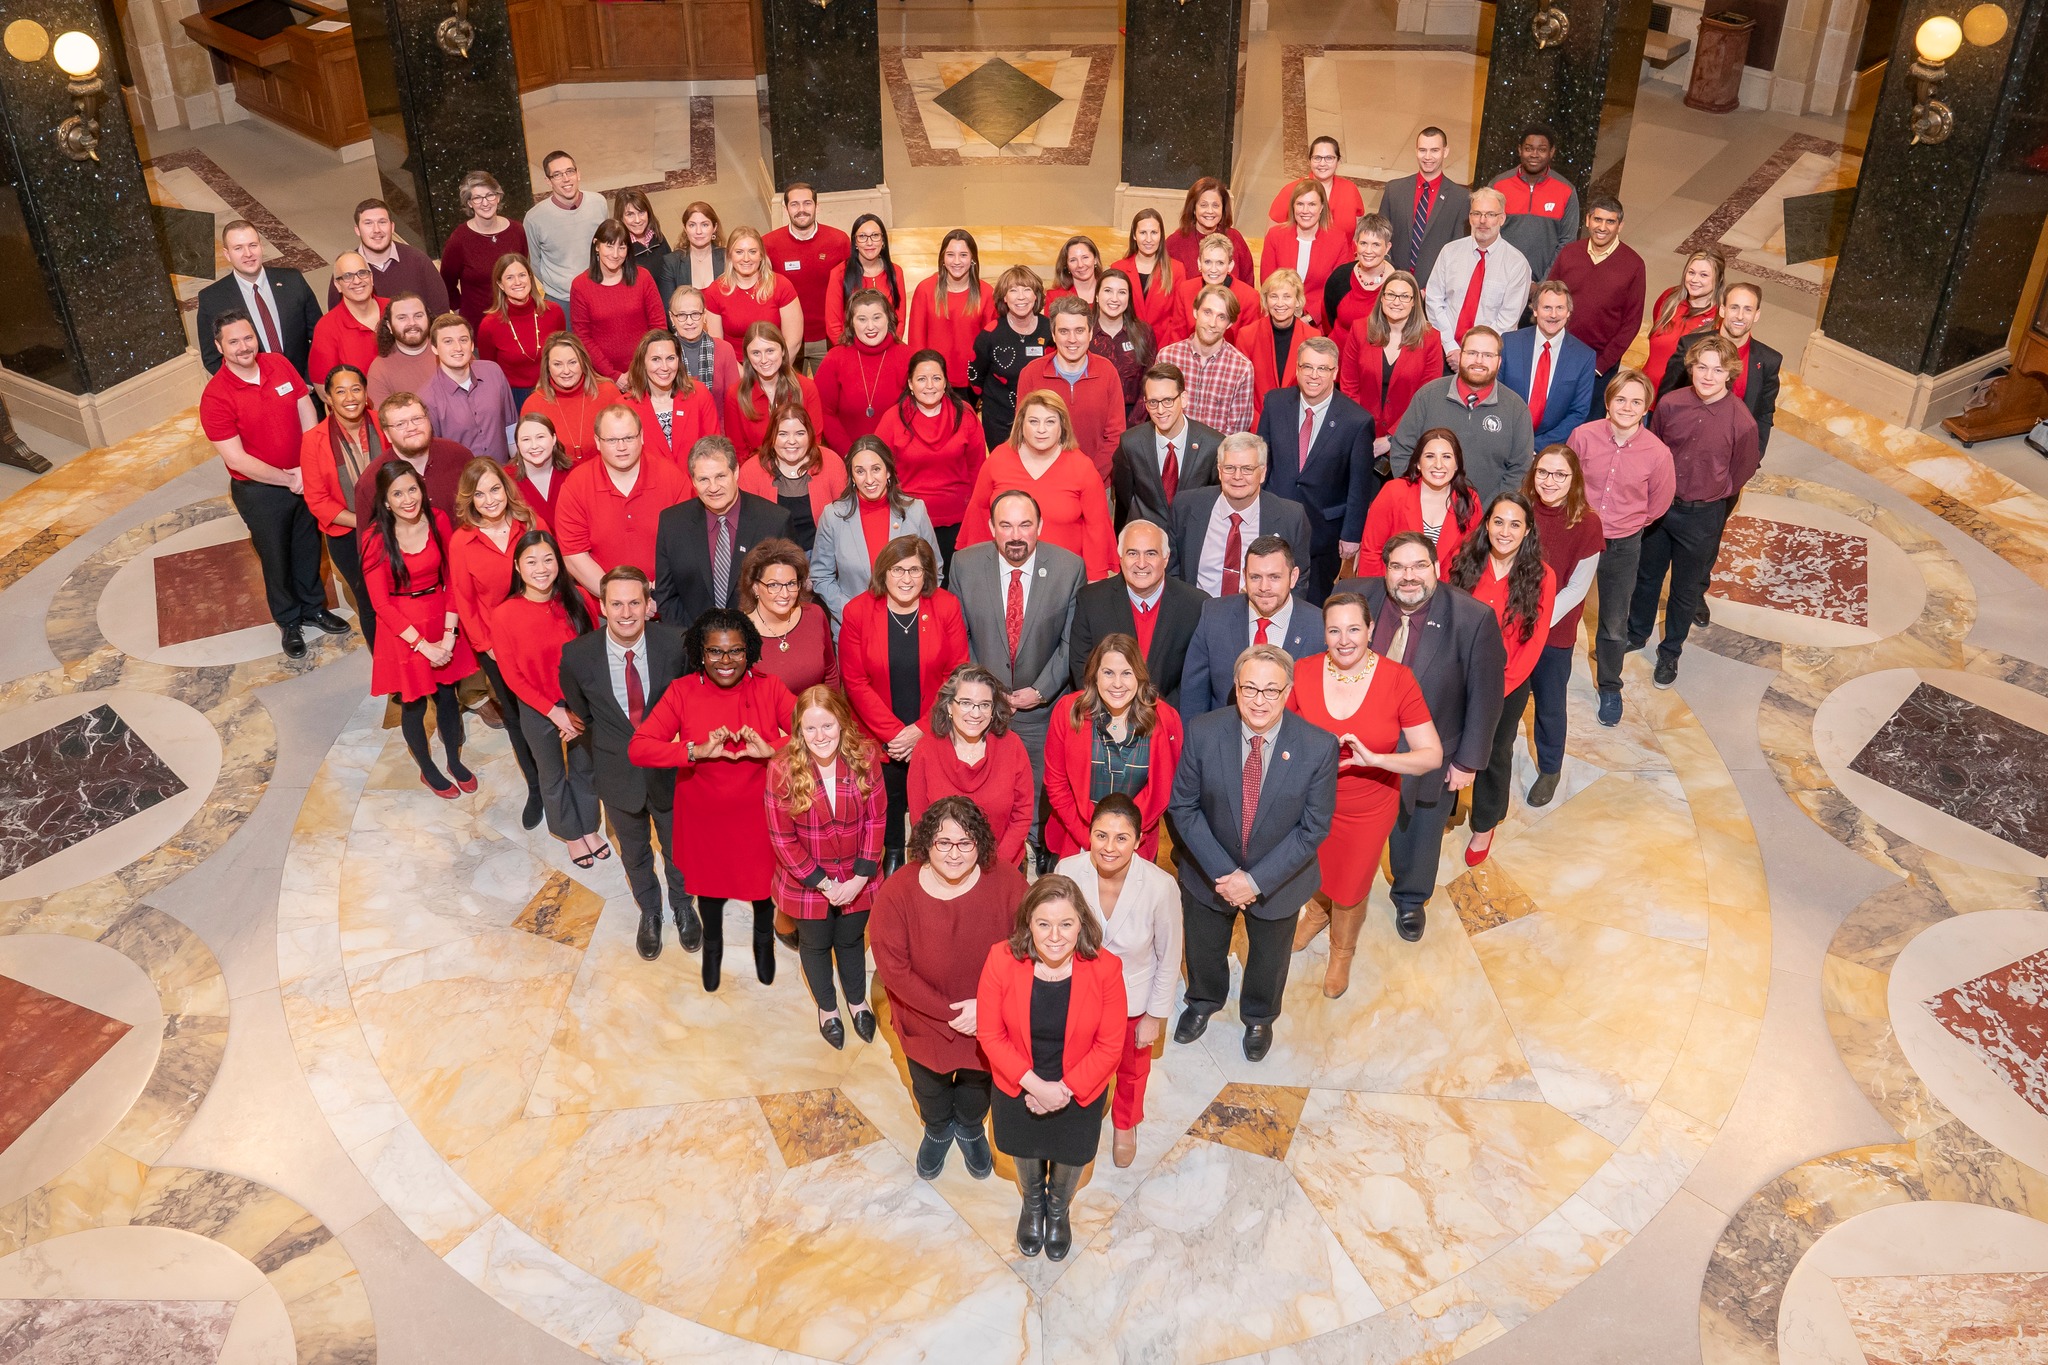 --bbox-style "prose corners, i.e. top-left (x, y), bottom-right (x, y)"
top-left (933, 522), bottom-right (960, 582)
top-left (700, 897), bottom-right (776, 952)
top-left (882, 759), bottom-right (910, 856)
top-left (400, 683), bottom-right (468, 789)
top-left (1470, 680), bottom-right (1533, 834)
top-left (796, 907), bottom-right (868, 1012)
